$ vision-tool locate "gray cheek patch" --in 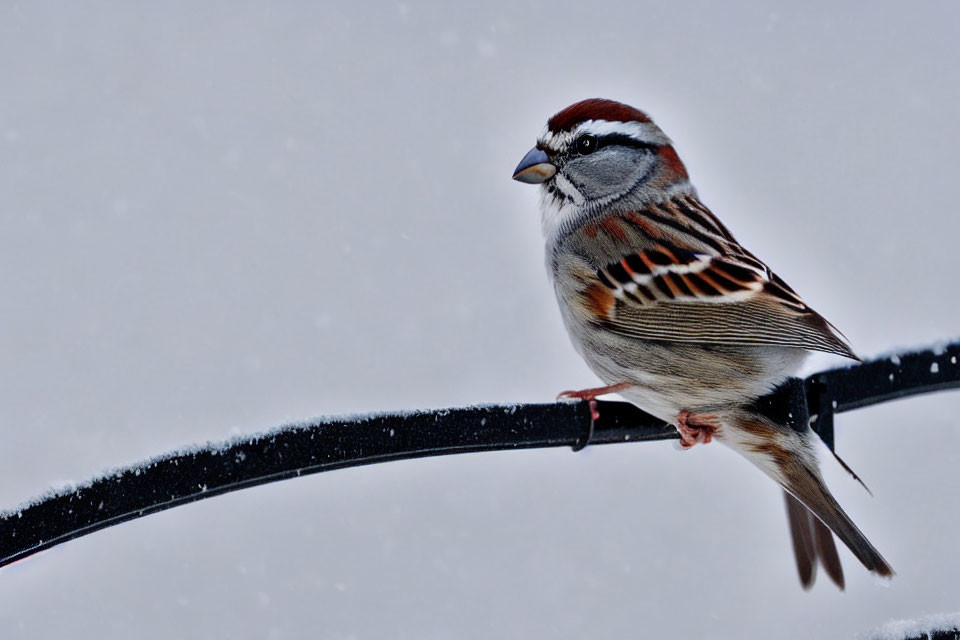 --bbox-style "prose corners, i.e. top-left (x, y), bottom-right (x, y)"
top-left (567, 148), bottom-right (654, 201)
